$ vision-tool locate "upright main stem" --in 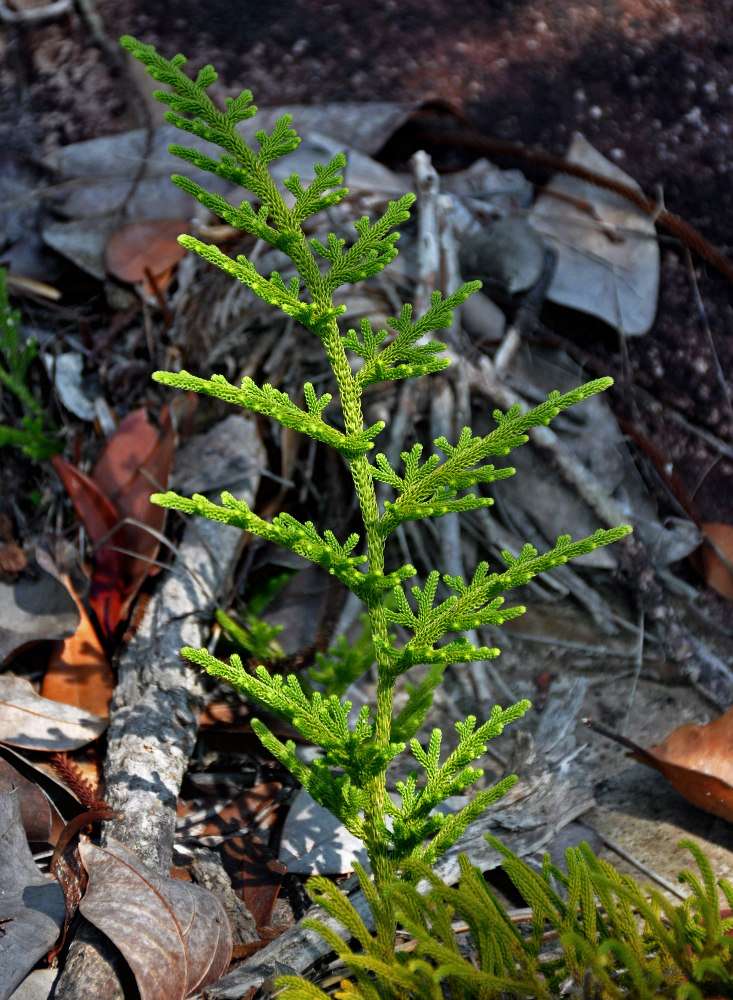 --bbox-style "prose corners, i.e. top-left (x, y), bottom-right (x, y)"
top-left (323, 320), bottom-right (394, 888)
